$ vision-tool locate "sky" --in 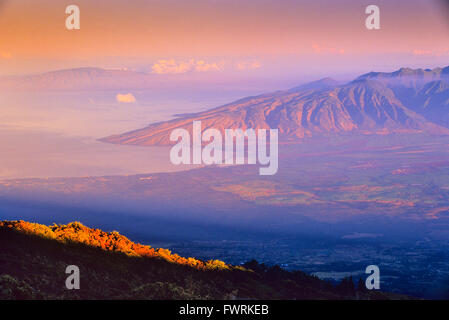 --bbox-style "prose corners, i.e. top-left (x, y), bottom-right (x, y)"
top-left (0, 0), bottom-right (448, 80)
